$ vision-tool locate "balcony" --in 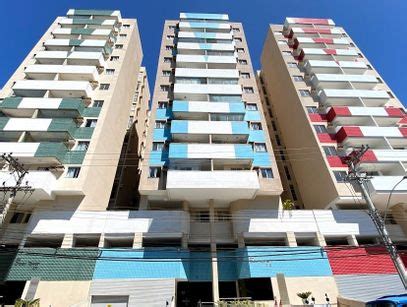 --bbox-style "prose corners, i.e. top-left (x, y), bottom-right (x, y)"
top-left (13, 80), bottom-right (93, 98)
top-left (178, 31), bottom-right (233, 40)
top-left (169, 143), bottom-right (253, 160)
top-left (174, 84), bottom-right (241, 100)
top-left (318, 89), bottom-right (390, 107)
top-left (166, 170), bottom-right (259, 201)
top-left (366, 176), bottom-right (407, 210)
top-left (24, 64), bottom-right (99, 81)
top-left (44, 39), bottom-right (112, 55)
top-left (176, 55), bottom-right (236, 69)
top-left (293, 37), bottom-right (349, 49)
top-left (52, 28), bottom-right (113, 40)
top-left (175, 68), bottom-right (239, 79)
top-left (287, 27), bottom-right (343, 39)
top-left (311, 74), bottom-right (378, 90)
top-left (335, 126), bottom-right (407, 147)
top-left (172, 100), bottom-right (245, 119)
top-left (177, 42), bottom-right (235, 52)
top-left (179, 13), bottom-right (229, 21)
top-left (326, 106), bottom-right (405, 126)
top-left (0, 97), bottom-right (86, 118)
top-left (0, 118), bottom-right (78, 141)
top-left (179, 21), bottom-right (231, 32)
top-left (58, 17), bottom-right (117, 29)
top-left (171, 120), bottom-right (249, 142)
top-left (0, 170), bottom-right (57, 203)
top-left (303, 60), bottom-right (368, 75)
top-left (297, 48), bottom-right (358, 61)
top-left (0, 142), bottom-right (67, 165)
top-left (35, 51), bottom-right (105, 67)
top-left (66, 9), bottom-right (122, 22)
